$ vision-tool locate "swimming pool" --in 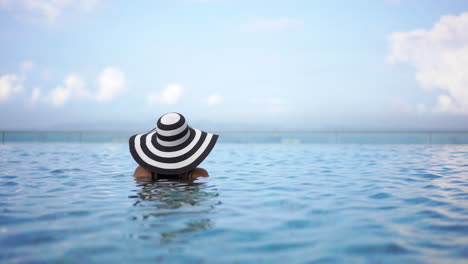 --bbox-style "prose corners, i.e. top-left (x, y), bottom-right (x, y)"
top-left (1, 143), bottom-right (467, 263)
